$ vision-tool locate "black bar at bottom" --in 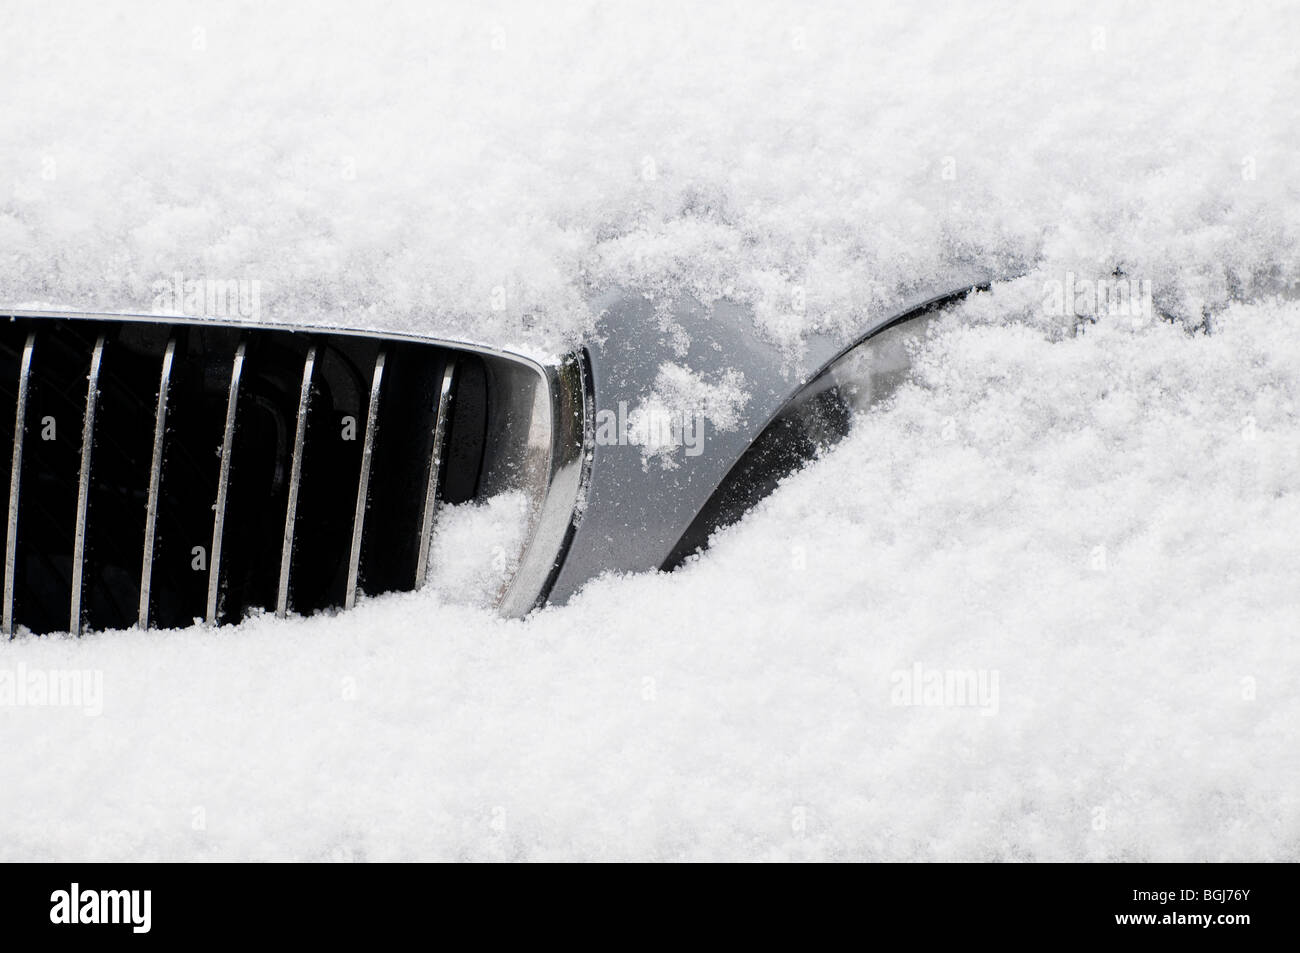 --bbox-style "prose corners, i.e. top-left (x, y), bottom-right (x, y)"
top-left (0, 861), bottom-right (1290, 942)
